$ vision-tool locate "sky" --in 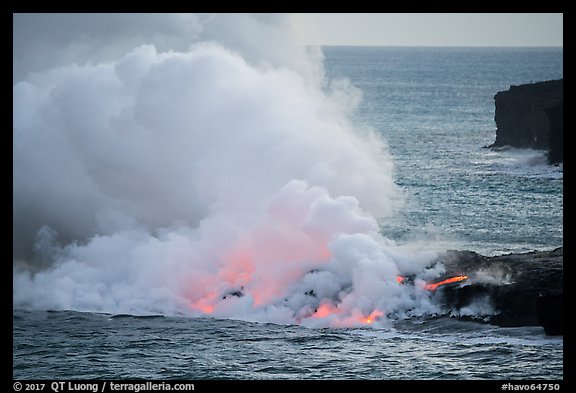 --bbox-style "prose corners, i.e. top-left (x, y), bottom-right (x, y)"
top-left (13, 13), bottom-right (563, 80)
top-left (290, 13), bottom-right (563, 47)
